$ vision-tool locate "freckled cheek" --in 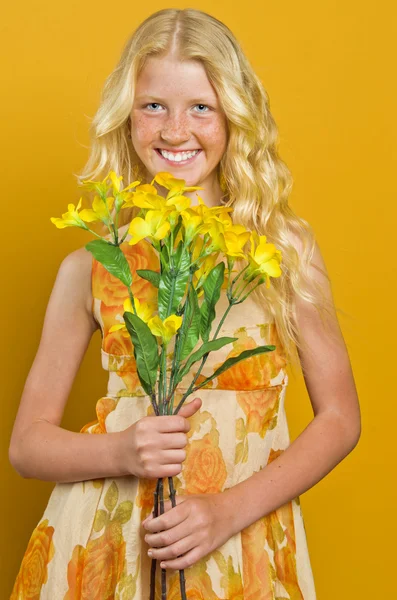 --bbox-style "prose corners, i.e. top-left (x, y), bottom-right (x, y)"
top-left (131, 117), bottom-right (159, 147)
top-left (201, 124), bottom-right (228, 153)
top-left (199, 118), bottom-right (228, 146)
